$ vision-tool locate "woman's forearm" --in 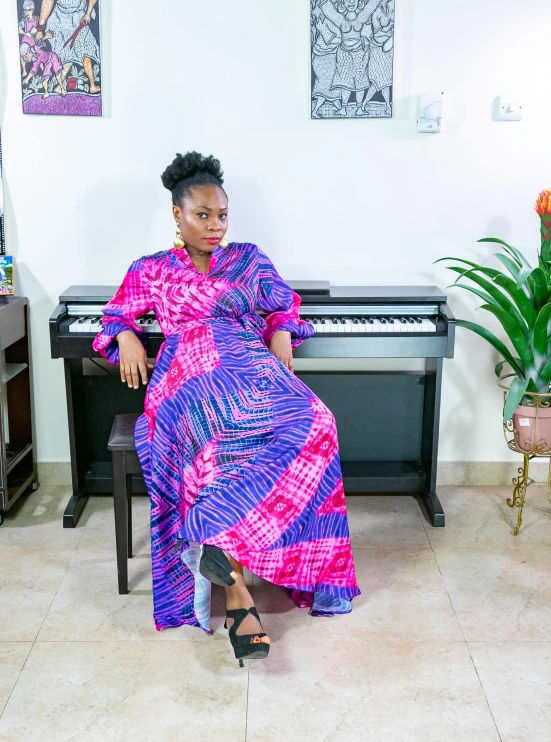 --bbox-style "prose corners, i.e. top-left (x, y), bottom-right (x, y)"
top-left (86, 0), bottom-right (98, 16)
top-left (357, 0), bottom-right (383, 25)
top-left (320, 1), bottom-right (342, 28)
top-left (38, 0), bottom-right (55, 27)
